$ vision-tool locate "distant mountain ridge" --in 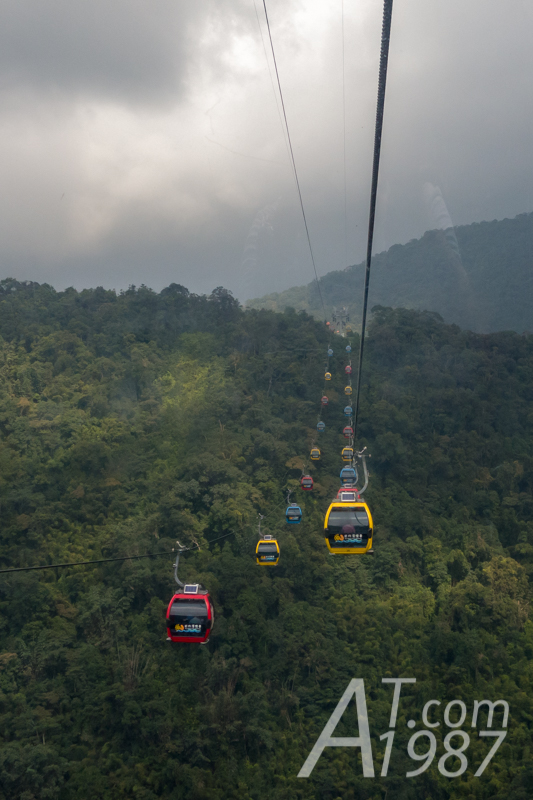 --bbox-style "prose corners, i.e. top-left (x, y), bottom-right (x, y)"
top-left (247, 211), bottom-right (533, 333)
